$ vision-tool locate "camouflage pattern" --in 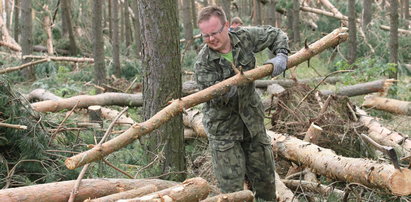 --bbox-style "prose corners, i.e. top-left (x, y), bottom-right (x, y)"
top-left (194, 26), bottom-right (288, 201)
